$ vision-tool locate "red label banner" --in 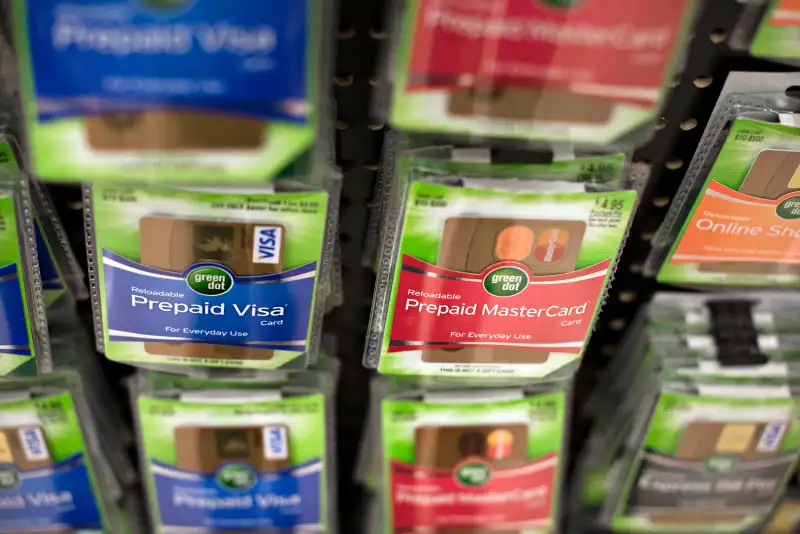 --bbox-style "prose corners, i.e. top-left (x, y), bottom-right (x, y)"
top-left (407, 0), bottom-right (689, 104)
top-left (390, 454), bottom-right (557, 530)
top-left (388, 255), bottom-right (609, 353)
